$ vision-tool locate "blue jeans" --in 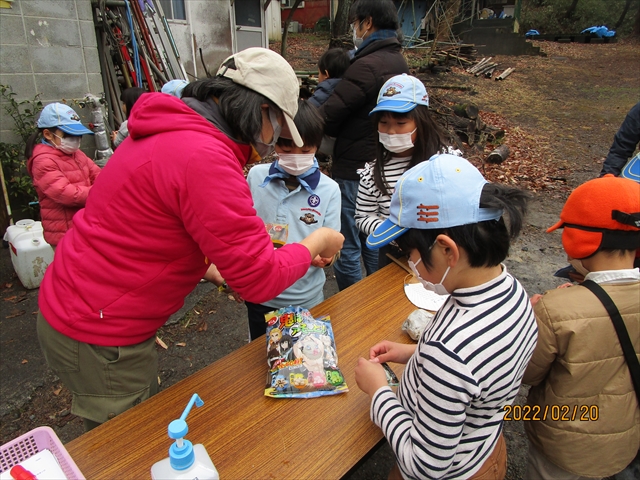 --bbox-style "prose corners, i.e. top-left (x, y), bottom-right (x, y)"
top-left (333, 177), bottom-right (379, 291)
